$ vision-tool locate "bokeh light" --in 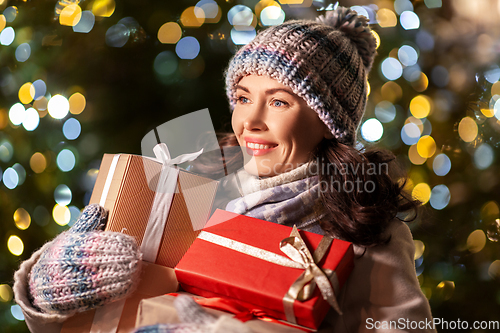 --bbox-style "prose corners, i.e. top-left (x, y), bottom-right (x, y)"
top-left (11, 304), bottom-right (24, 321)
top-left (430, 185), bottom-right (450, 210)
top-left (22, 108), bottom-right (40, 131)
top-left (54, 184), bottom-right (72, 206)
top-left (154, 51), bottom-right (178, 76)
top-left (228, 5), bottom-right (253, 26)
top-left (63, 118), bottom-right (81, 140)
top-left (435, 281), bottom-right (454, 301)
top-left (9, 103), bottom-right (25, 126)
top-left (350, 6), bottom-right (369, 19)
top-left (417, 135), bottom-right (436, 158)
top-left (175, 37), bottom-right (200, 60)
top-left (412, 183), bottom-right (431, 204)
top-left (73, 11), bottom-right (95, 33)
top-left (19, 82), bottom-right (35, 104)
top-left (377, 8), bottom-right (397, 28)
top-left (13, 163), bottom-right (26, 186)
top-left (260, 6), bottom-right (285, 26)
top-left (484, 66), bottom-right (500, 84)
top-left (68, 205), bottom-right (82, 227)
top-left (230, 28), bottom-right (256, 45)
top-left (381, 81), bottom-right (403, 103)
top-left (398, 45), bottom-right (419, 67)
top-left (195, 0), bottom-right (221, 24)
top-left (105, 24), bottom-right (129, 47)
top-left (474, 143), bottom-right (494, 170)
top-left (14, 208), bottom-right (31, 230)
top-left (32, 79), bottom-right (47, 100)
top-left (7, 235), bottom-right (23, 256)
top-left (401, 122), bottom-right (421, 145)
top-left (0, 284), bottom-right (13, 302)
top-left (458, 117), bottom-right (478, 142)
top-left (0, 140), bottom-right (14, 163)
top-left (360, 118), bottom-right (383, 142)
top-left (180, 6), bottom-right (205, 28)
top-left (414, 240), bottom-right (425, 260)
top-left (425, 0), bottom-right (442, 8)
top-left (15, 43), bottom-right (31, 62)
top-left (48, 94), bottom-right (70, 119)
top-left (57, 149), bottom-right (76, 172)
top-left (488, 260), bottom-right (500, 279)
top-left (394, 0), bottom-right (413, 15)
top-left (0, 15), bottom-right (5, 32)
top-left (400, 11), bottom-right (420, 30)
top-left (92, 0), bottom-right (116, 18)
top-left (69, 92), bottom-right (86, 114)
top-left (53, 204), bottom-right (71, 226)
top-left (158, 22), bottom-right (182, 44)
top-left (467, 229), bottom-right (486, 253)
top-left (403, 64), bottom-right (422, 82)
top-left (2, 167), bottom-right (19, 189)
top-left (30, 152), bottom-right (47, 173)
top-left (433, 153), bottom-right (451, 176)
top-left (381, 58), bottom-right (403, 81)
top-left (4, 6), bottom-right (18, 22)
top-left (59, 4), bottom-right (82, 27)
top-left (410, 95), bottom-right (432, 118)
top-left (0, 27), bottom-right (15, 46)
top-left (374, 101), bottom-right (396, 123)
